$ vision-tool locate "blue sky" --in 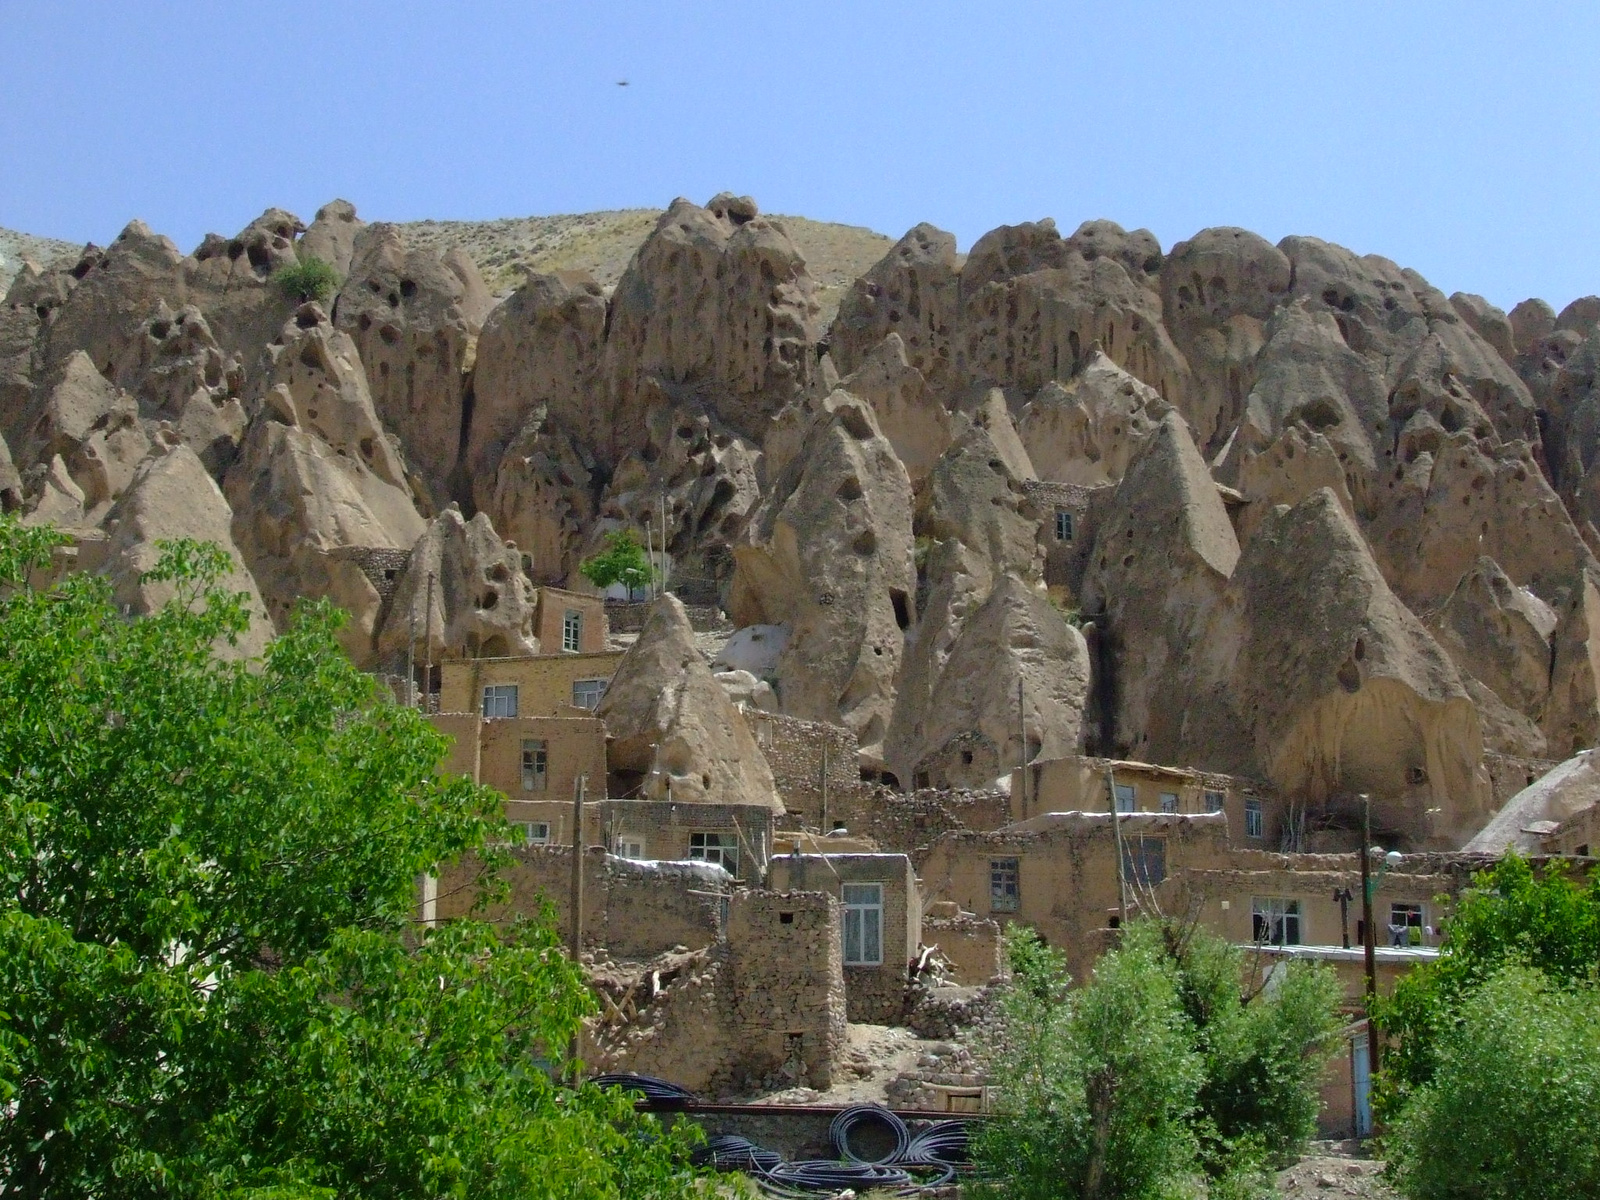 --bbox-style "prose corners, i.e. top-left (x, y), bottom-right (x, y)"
top-left (3, 1), bottom-right (1596, 311)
